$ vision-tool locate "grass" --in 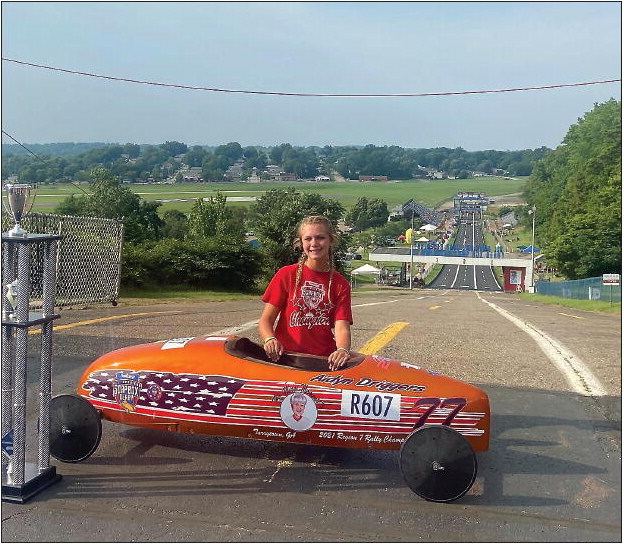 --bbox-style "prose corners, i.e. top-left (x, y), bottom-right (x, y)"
top-left (119, 285), bottom-right (620, 315)
top-left (518, 292), bottom-right (621, 314)
top-left (118, 285), bottom-right (262, 305)
top-left (33, 177), bottom-right (527, 215)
